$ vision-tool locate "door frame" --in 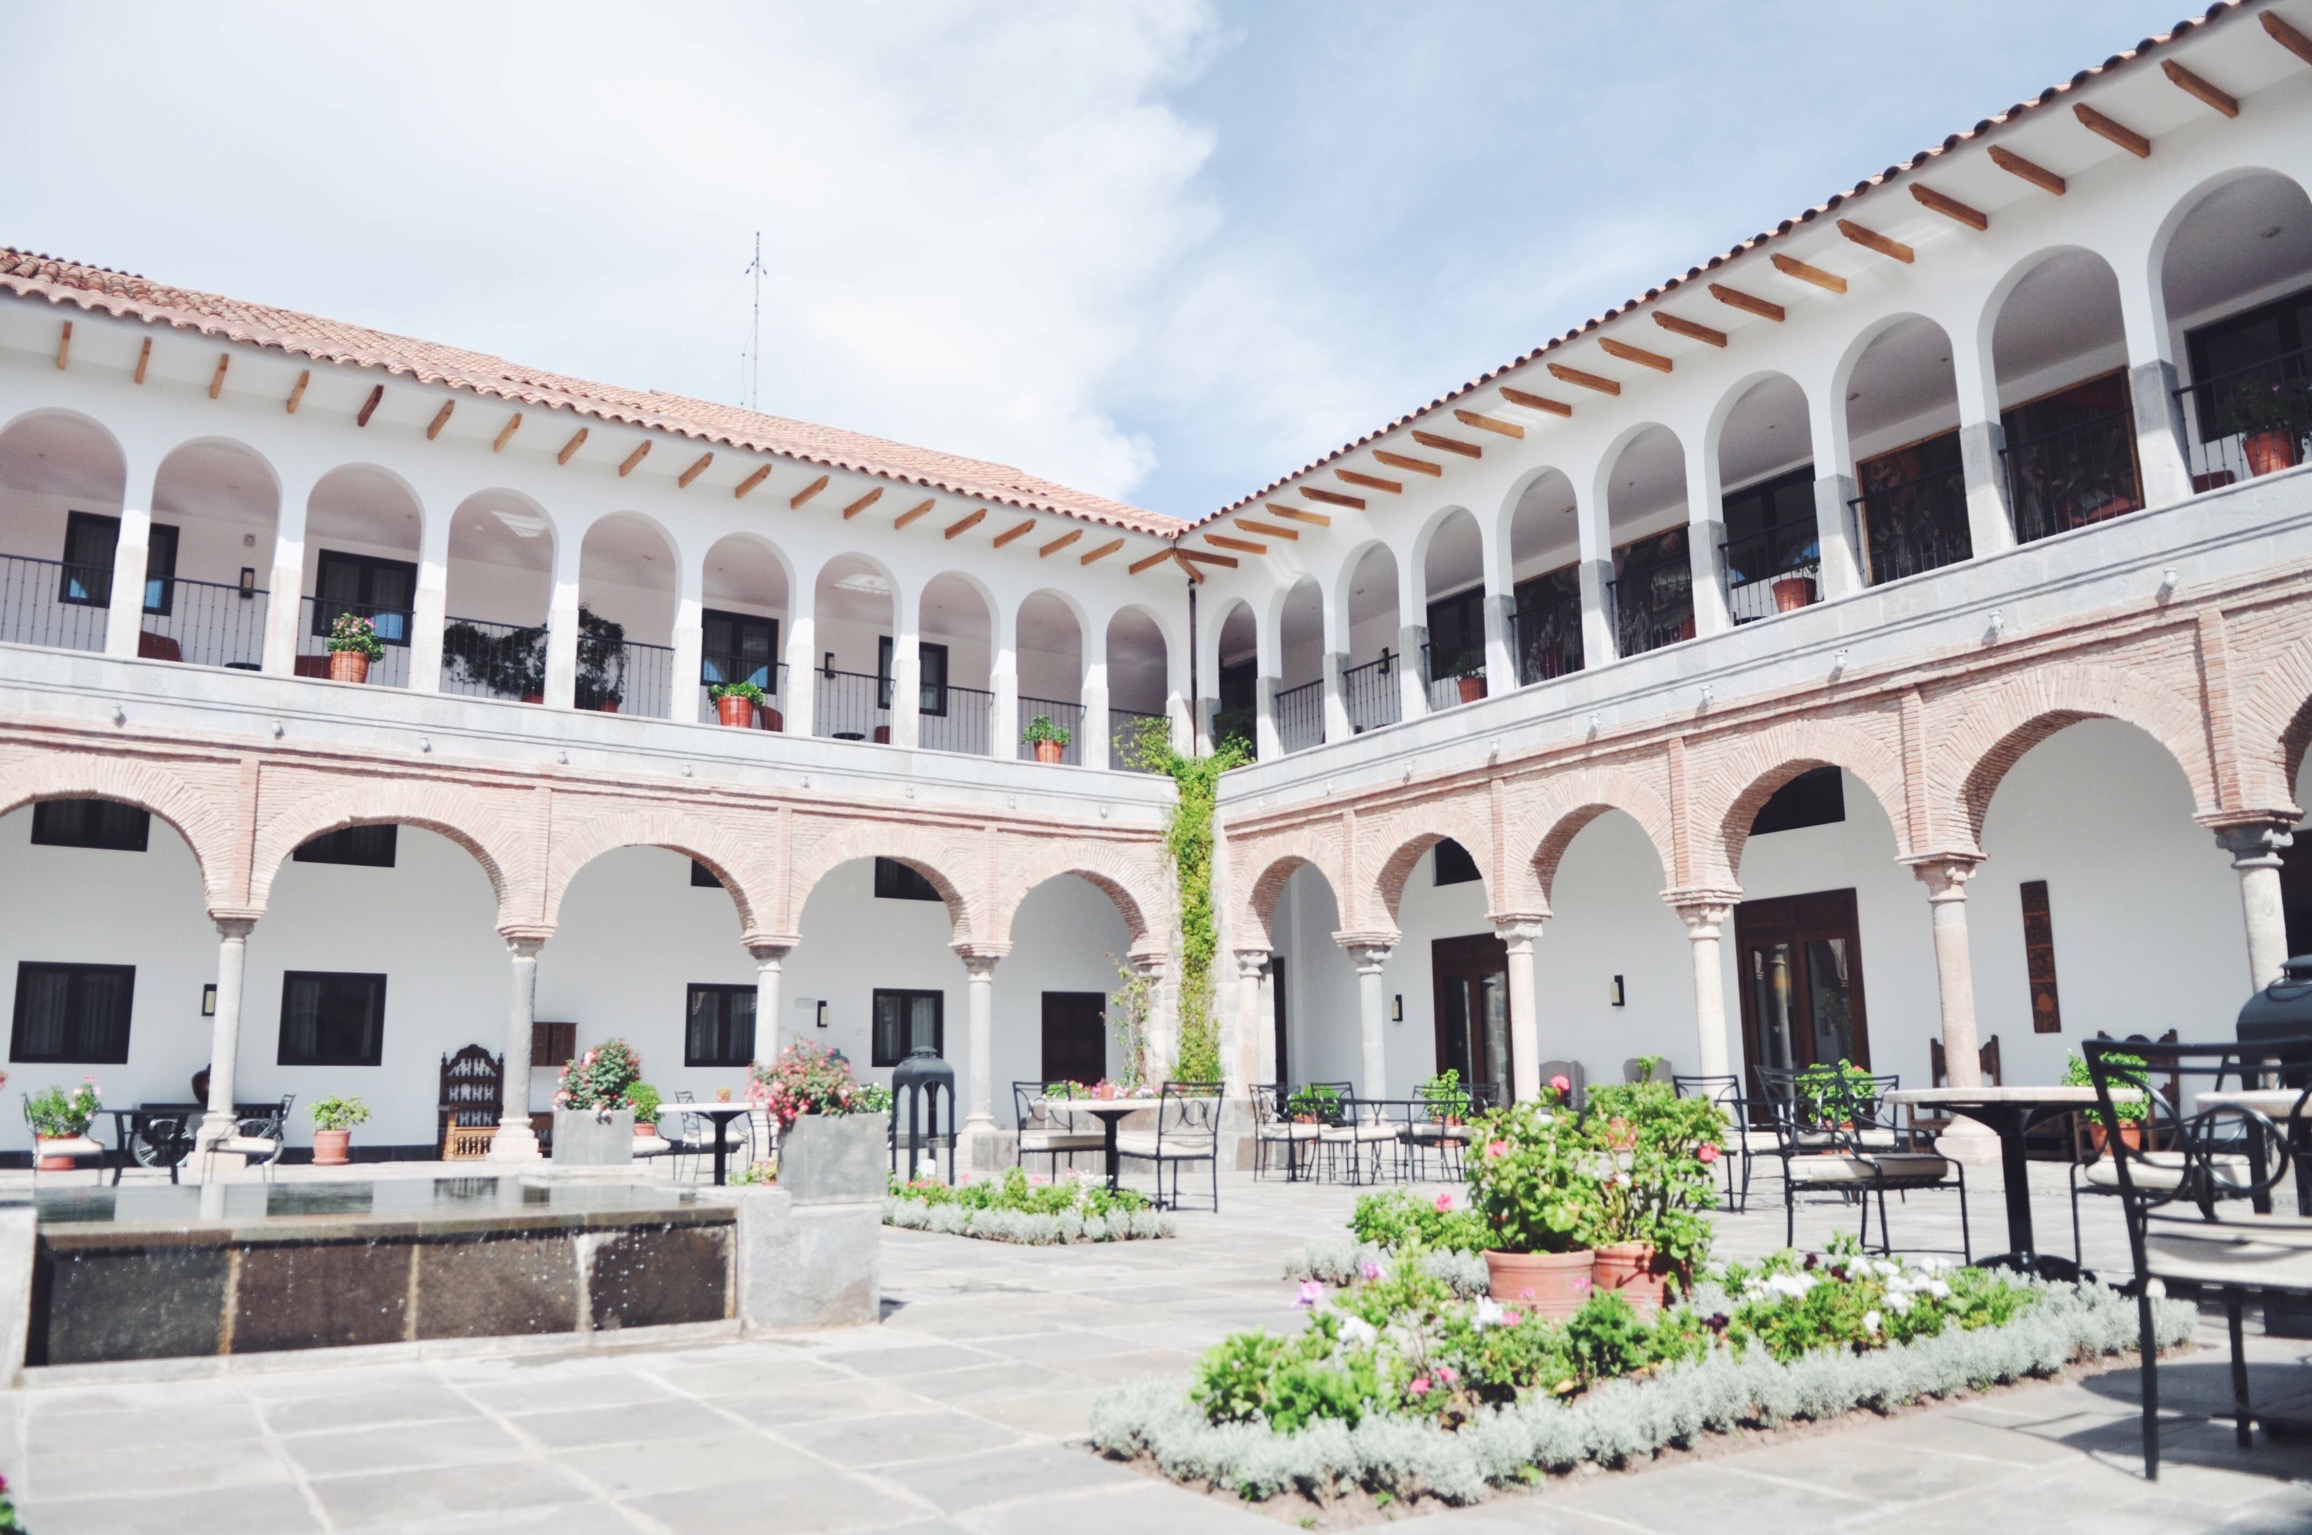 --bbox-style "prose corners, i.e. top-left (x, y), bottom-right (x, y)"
top-left (1430, 932), bottom-right (1511, 1092)
top-left (1731, 888), bottom-right (1872, 1086)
